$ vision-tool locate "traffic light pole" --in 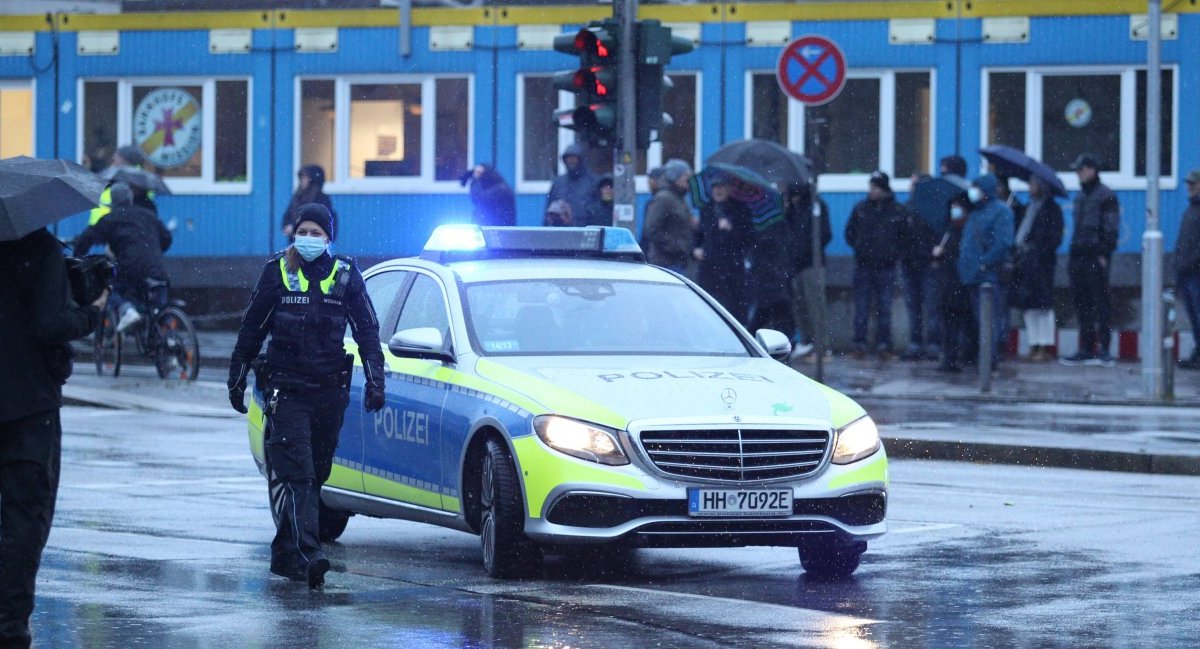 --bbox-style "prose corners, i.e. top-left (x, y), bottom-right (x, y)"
top-left (612, 0), bottom-right (638, 231)
top-left (1142, 0), bottom-right (1164, 398)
